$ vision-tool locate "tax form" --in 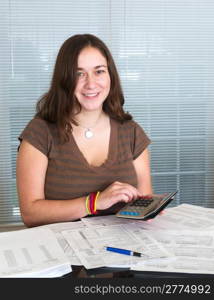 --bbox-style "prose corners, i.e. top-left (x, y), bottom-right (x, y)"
top-left (41, 220), bottom-right (86, 265)
top-left (62, 224), bottom-right (171, 269)
top-left (81, 214), bottom-right (141, 227)
top-left (136, 203), bottom-right (214, 231)
top-left (131, 229), bottom-right (214, 274)
top-left (0, 227), bottom-right (71, 277)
